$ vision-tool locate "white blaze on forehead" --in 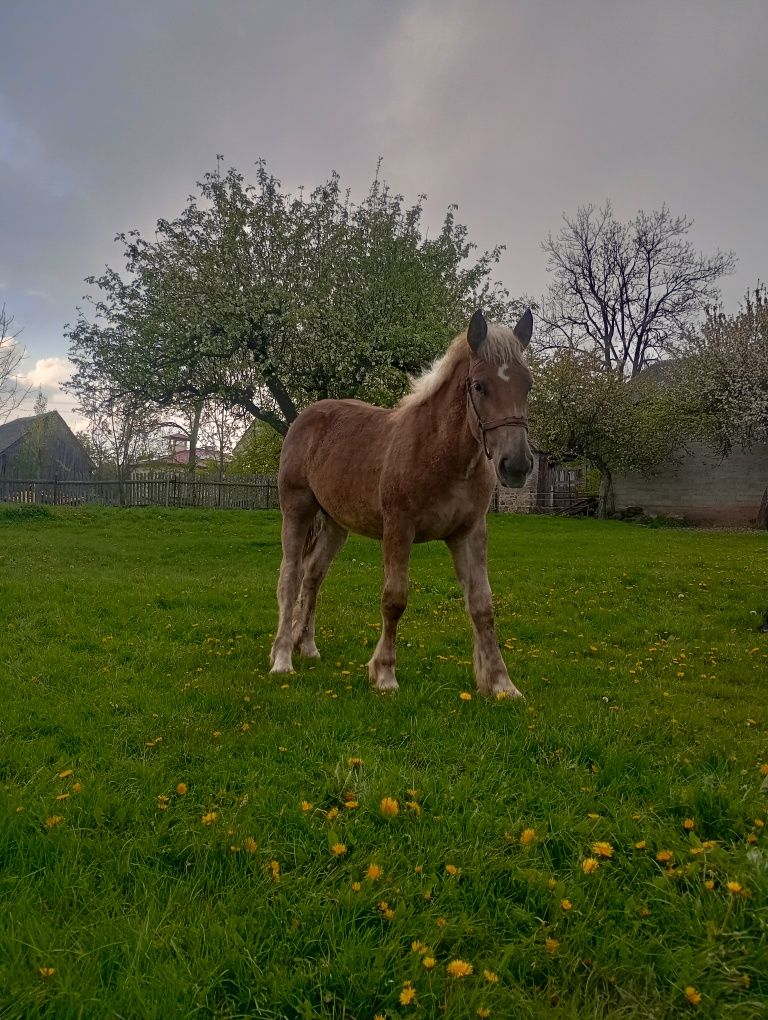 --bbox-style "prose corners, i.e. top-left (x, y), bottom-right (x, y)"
top-left (497, 364), bottom-right (510, 381)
